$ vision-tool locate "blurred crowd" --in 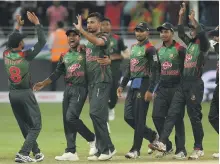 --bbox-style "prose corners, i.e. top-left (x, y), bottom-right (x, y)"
top-left (0, 1), bottom-right (219, 36)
